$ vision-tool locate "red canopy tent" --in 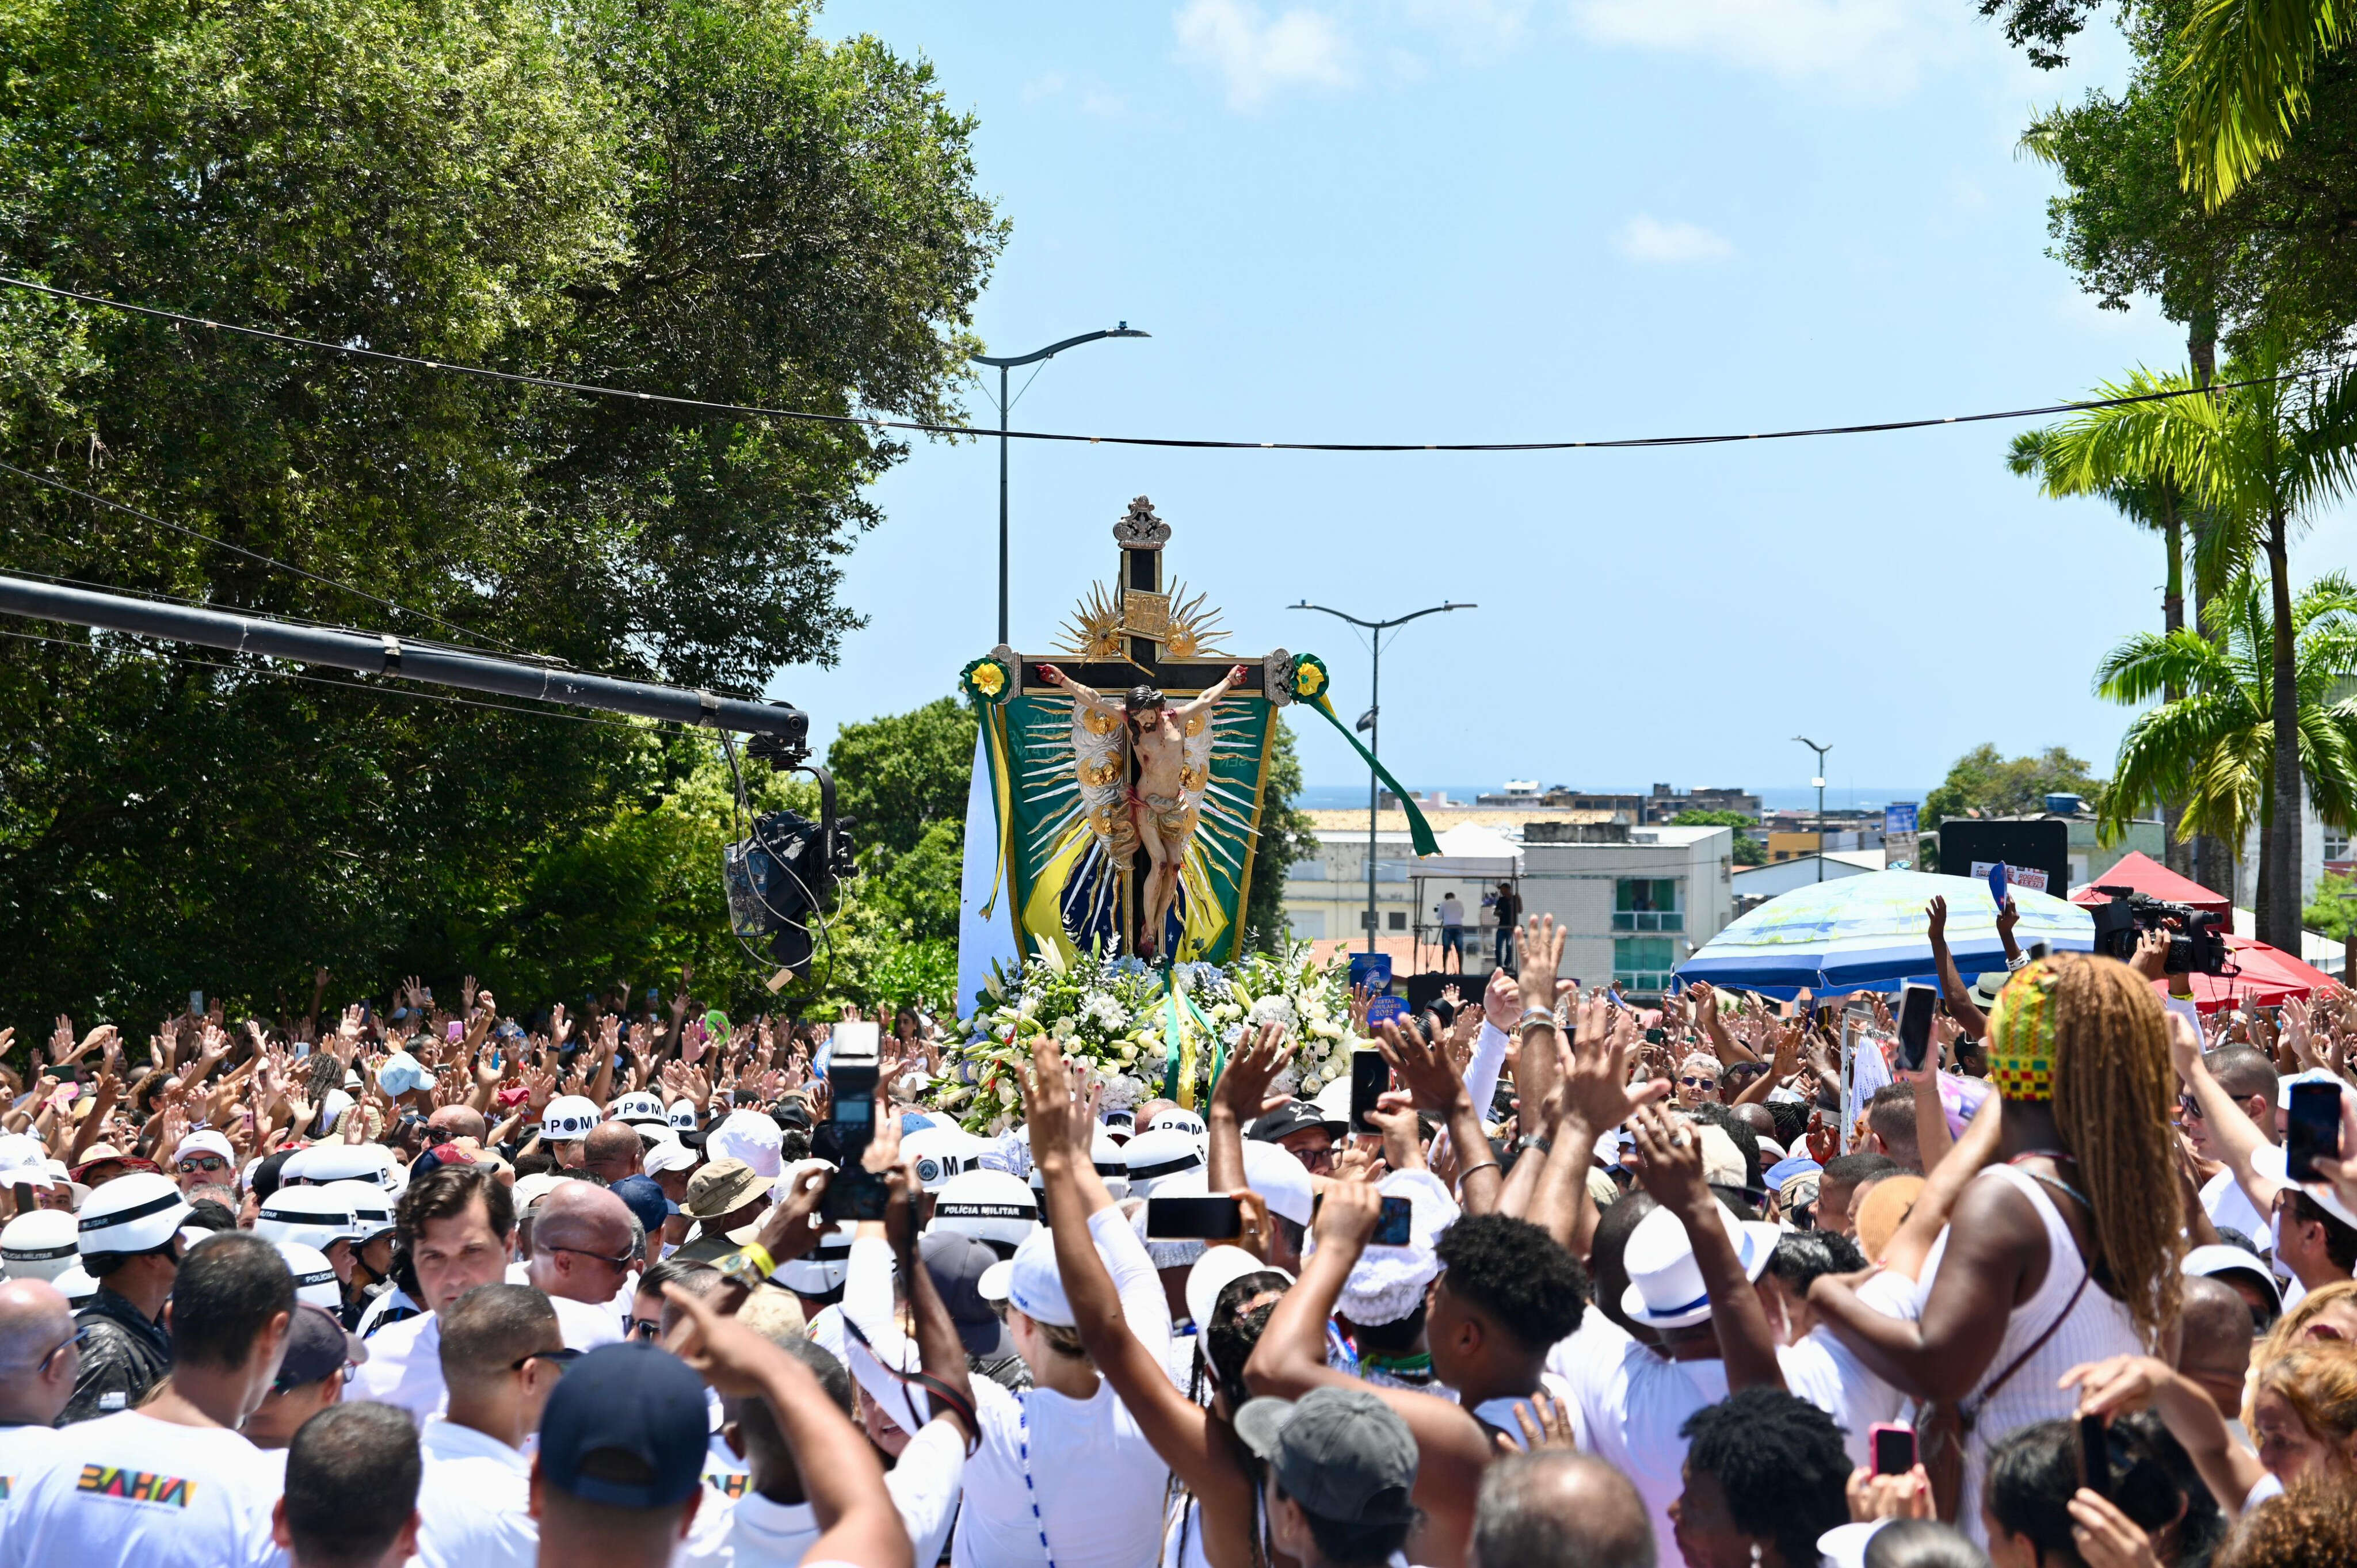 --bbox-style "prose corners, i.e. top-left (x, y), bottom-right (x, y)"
top-left (2069, 851), bottom-right (2234, 934)
top-left (2157, 934), bottom-right (2340, 1014)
